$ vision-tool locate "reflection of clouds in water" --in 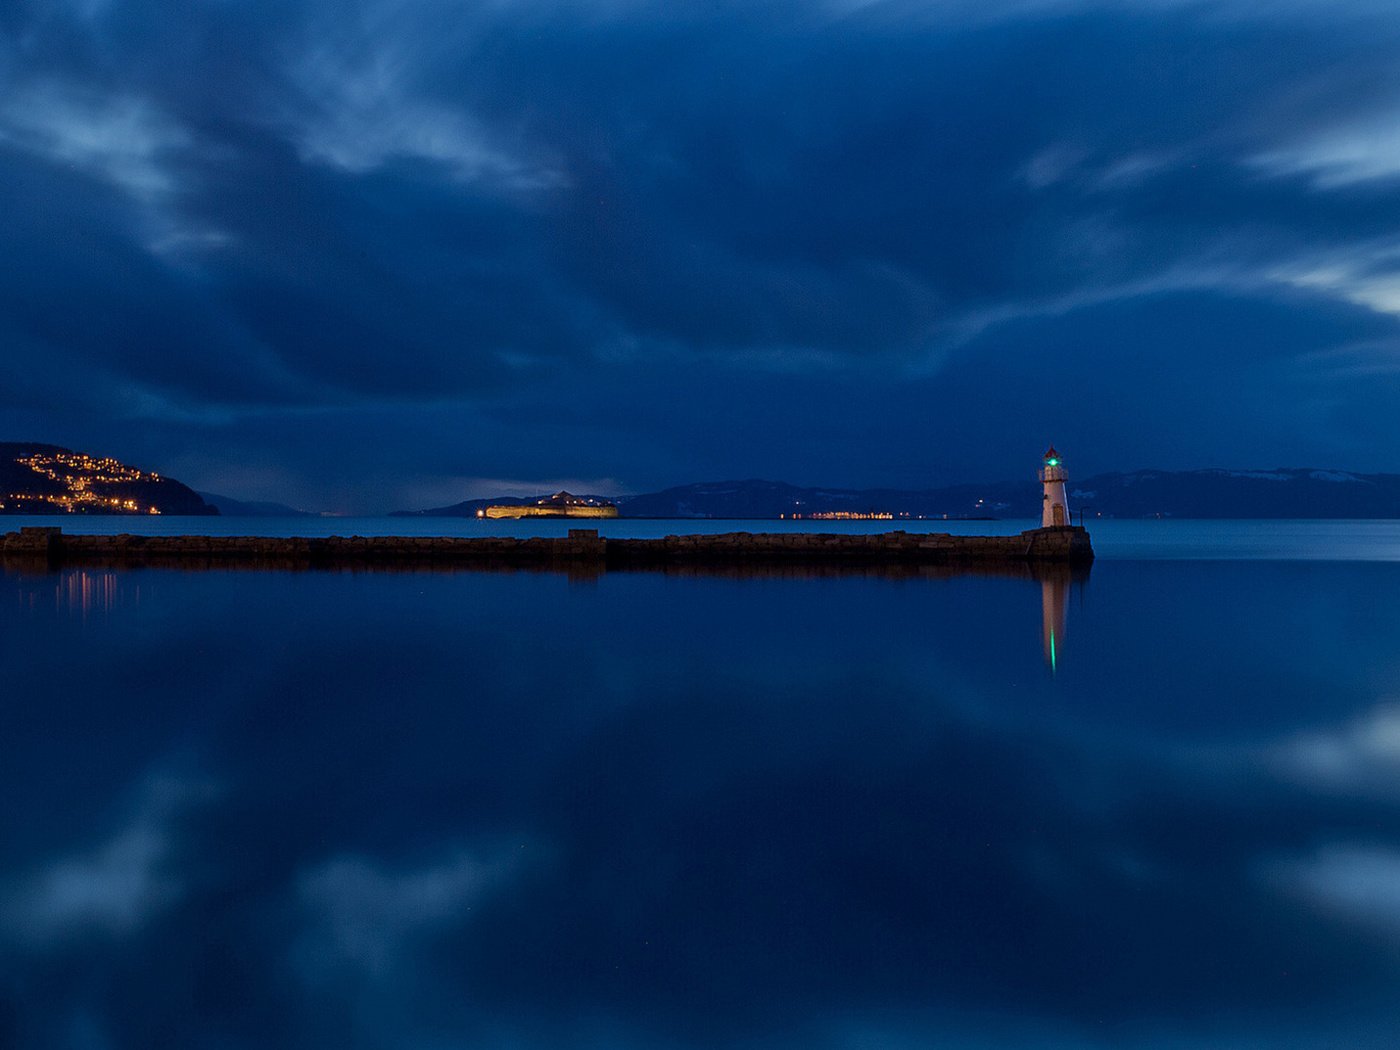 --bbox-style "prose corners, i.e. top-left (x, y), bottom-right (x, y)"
top-left (1, 774), bottom-right (209, 945)
top-left (5, 819), bottom-right (170, 941)
top-left (1270, 702), bottom-right (1400, 792)
top-left (1254, 706), bottom-right (1400, 955)
top-left (1269, 845), bottom-right (1400, 936)
top-left (294, 844), bottom-right (529, 979)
